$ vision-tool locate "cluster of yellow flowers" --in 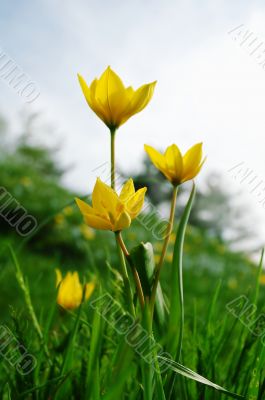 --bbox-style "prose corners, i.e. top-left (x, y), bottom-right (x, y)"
top-left (76, 67), bottom-right (205, 231)
top-left (56, 66), bottom-right (205, 311)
